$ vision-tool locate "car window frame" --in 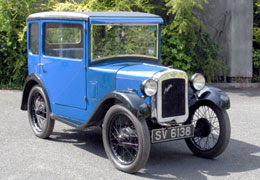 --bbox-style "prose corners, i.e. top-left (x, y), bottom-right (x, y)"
top-left (42, 21), bottom-right (85, 60)
top-left (28, 22), bottom-right (40, 55)
top-left (89, 23), bottom-right (160, 65)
